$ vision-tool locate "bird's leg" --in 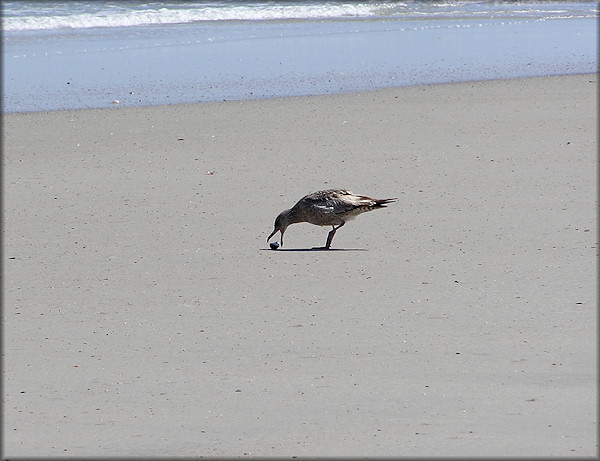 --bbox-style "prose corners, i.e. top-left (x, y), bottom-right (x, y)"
top-left (325, 227), bottom-right (335, 249)
top-left (325, 221), bottom-right (345, 249)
